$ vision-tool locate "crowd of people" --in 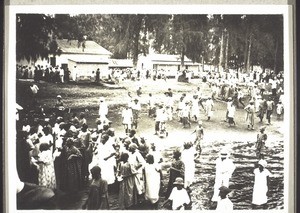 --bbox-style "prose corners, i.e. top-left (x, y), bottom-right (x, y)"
top-left (16, 66), bottom-right (284, 210)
